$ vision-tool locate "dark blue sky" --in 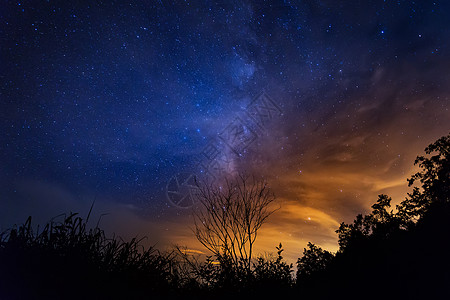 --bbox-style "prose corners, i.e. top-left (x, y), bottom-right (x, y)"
top-left (1, 0), bottom-right (449, 260)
